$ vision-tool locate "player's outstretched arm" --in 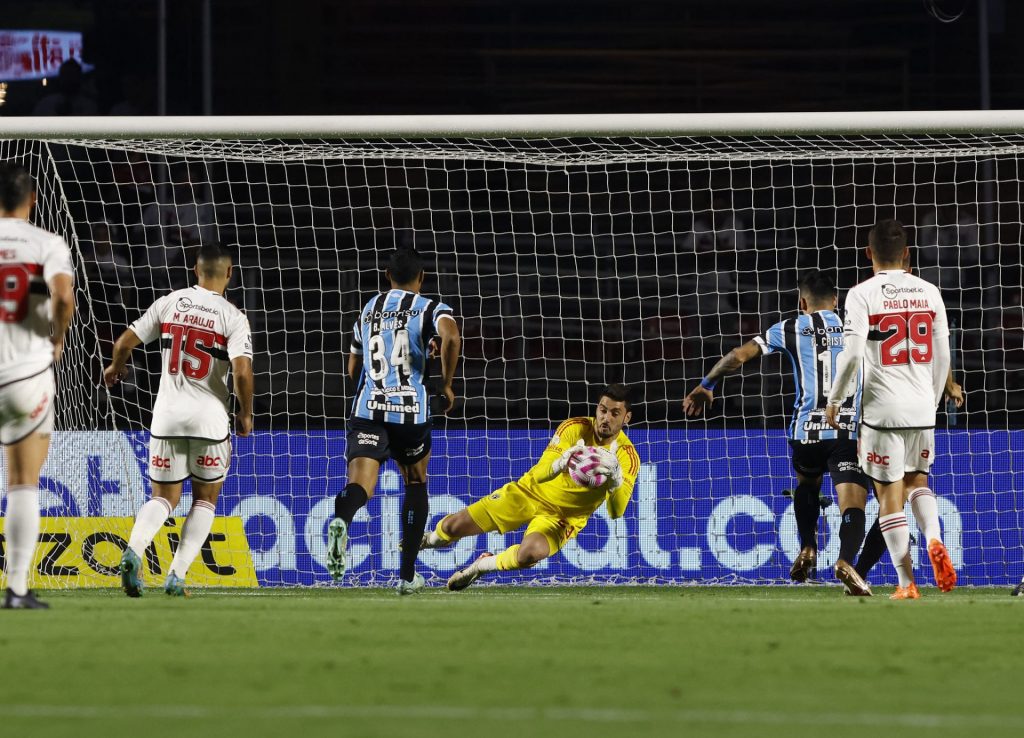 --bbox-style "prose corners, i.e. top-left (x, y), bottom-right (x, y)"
top-left (437, 315), bottom-right (461, 413)
top-left (47, 273), bottom-right (74, 364)
top-left (682, 339), bottom-right (761, 417)
top-left (232, 356), bottom-right (254, 437)
top-left (102, 329), bottom-right (143, 387)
